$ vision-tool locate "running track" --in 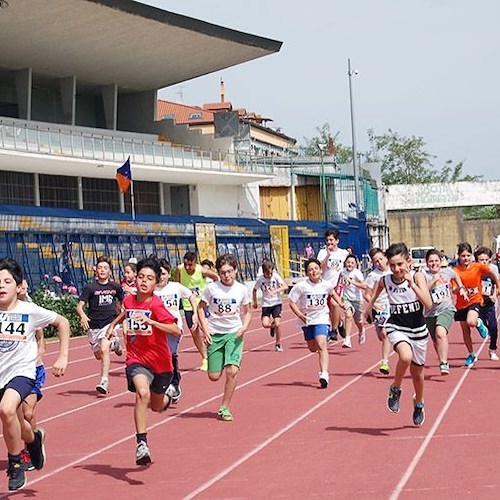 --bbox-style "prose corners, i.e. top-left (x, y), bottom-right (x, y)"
top-left (1, 304), bottom-right (499, 499)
